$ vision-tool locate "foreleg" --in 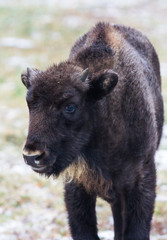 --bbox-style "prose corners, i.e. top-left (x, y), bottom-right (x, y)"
top-left (64, 181), bottom-right (100, 240)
